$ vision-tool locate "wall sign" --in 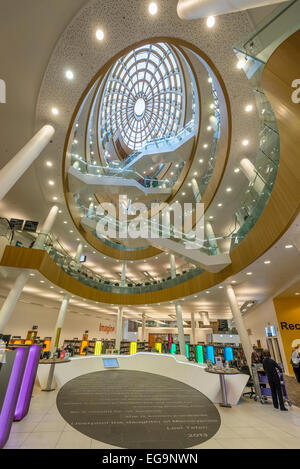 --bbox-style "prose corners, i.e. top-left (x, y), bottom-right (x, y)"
top-left (23, 220), bottom-right (39, 233)
top-left (9, 219), bottom-right (24, 230)
top-left (99, 323), bottom-right (115, 334)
